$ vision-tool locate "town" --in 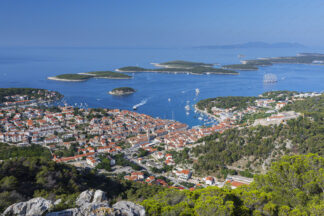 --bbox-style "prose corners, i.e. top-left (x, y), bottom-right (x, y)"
top-left (0, 89), bottom-right (321, 191)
